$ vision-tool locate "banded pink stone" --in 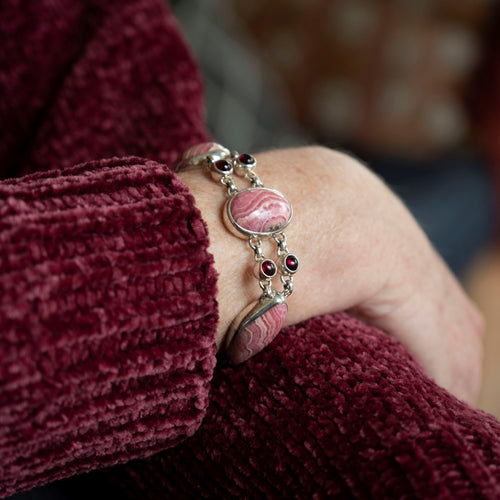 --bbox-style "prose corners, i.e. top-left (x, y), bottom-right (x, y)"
top-left (228, 188), bottom-right (292, 235)
top-left (227, 302), bottom-right (287, 365)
